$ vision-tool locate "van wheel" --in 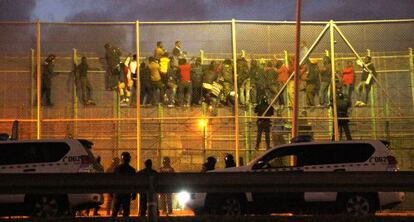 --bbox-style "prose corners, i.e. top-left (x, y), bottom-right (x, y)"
top-left (31, 195), bottom-right (67, 218)
top-left (217, 195), bottom-right (246, 215)
top-left (342, 194), bottom-right (376, 216)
